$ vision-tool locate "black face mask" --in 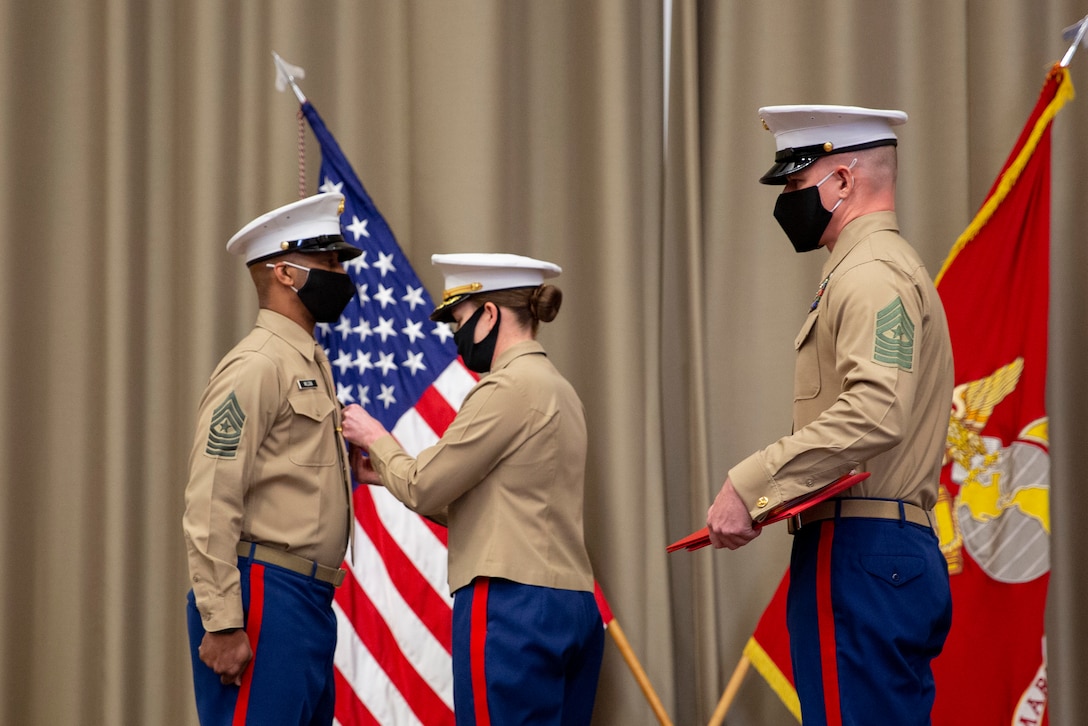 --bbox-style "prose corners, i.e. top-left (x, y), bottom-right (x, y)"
top-left (272, 261), bottom-right (357, 323)
top-left (454, 304), bottom-right (501, 373)
top-left (773, 185), bottom-right (834, 253)
top-left (772, 158), bottom-right (856, 253)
